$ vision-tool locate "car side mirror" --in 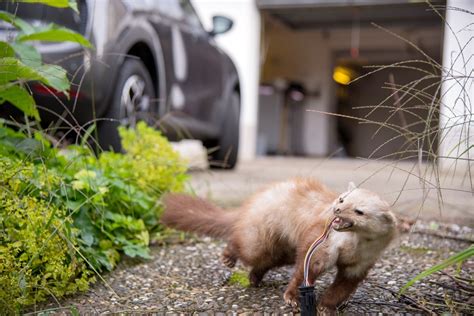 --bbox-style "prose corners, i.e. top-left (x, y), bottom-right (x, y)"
top-left (209, 15), bottom-right (233, 36)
